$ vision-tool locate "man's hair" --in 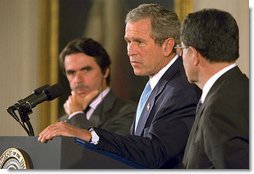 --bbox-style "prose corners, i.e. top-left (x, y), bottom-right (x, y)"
top-left (125, 3), bottom-right (180, 47)
top-left (59, 38), bottom-right (111, 85)
top-left (181, 8), bottom-right (239, 62)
